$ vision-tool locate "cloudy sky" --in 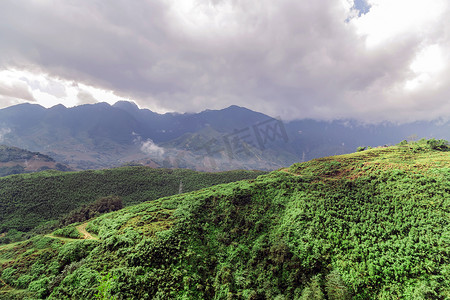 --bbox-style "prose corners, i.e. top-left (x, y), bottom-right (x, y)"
top-left (0, 0), bottom-right (449, 123)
